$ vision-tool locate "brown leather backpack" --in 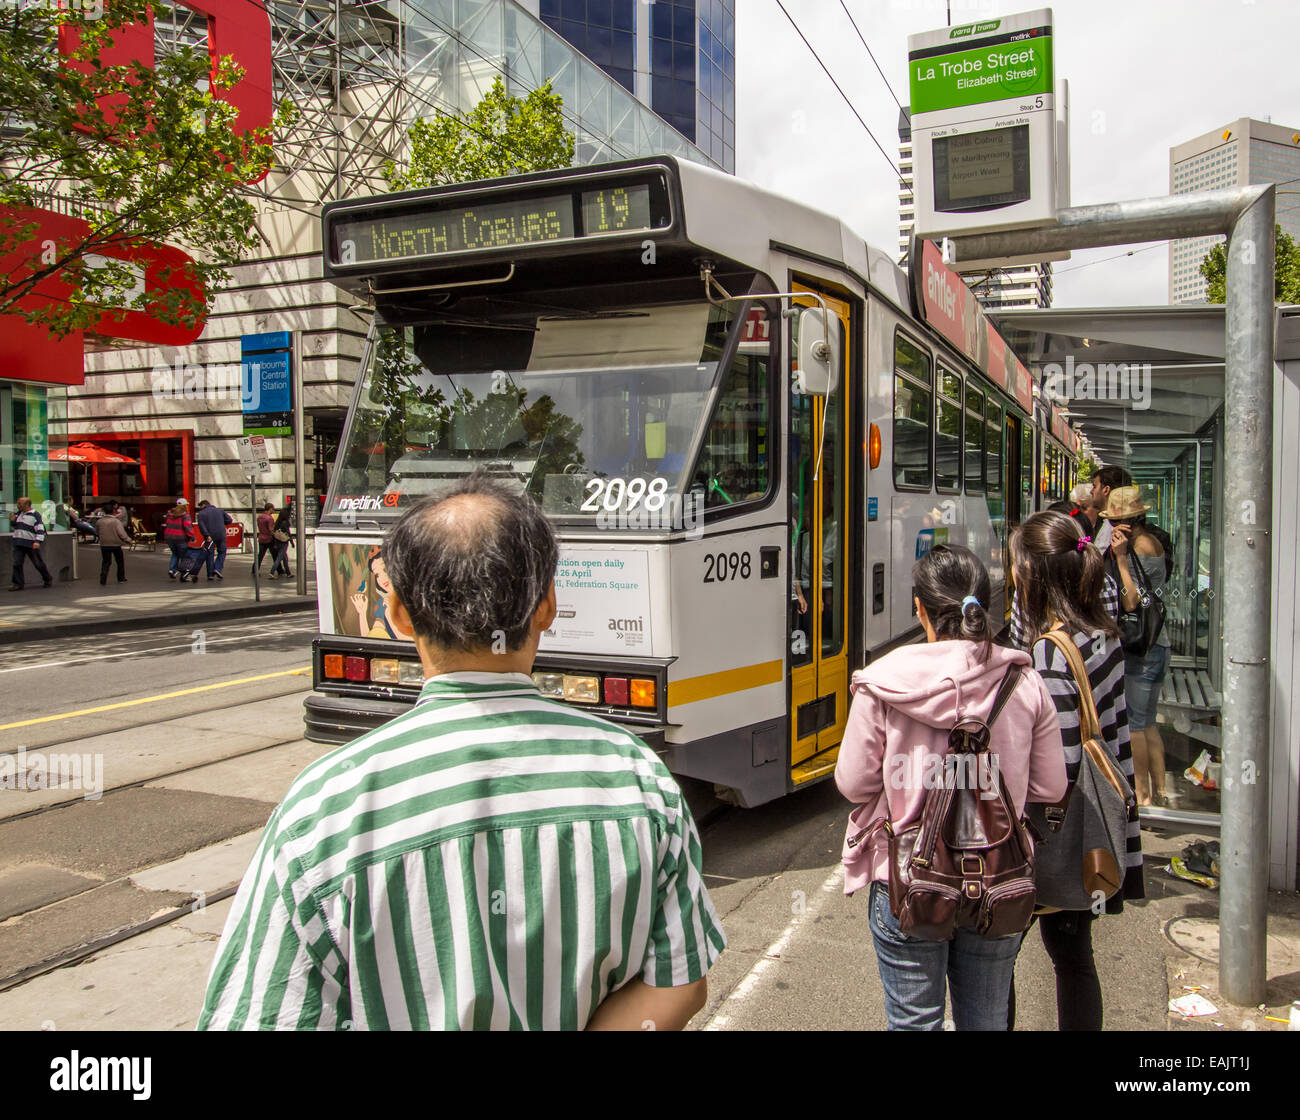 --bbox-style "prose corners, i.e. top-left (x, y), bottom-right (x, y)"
top-left (851, 665), bottom-right (1038, 941)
